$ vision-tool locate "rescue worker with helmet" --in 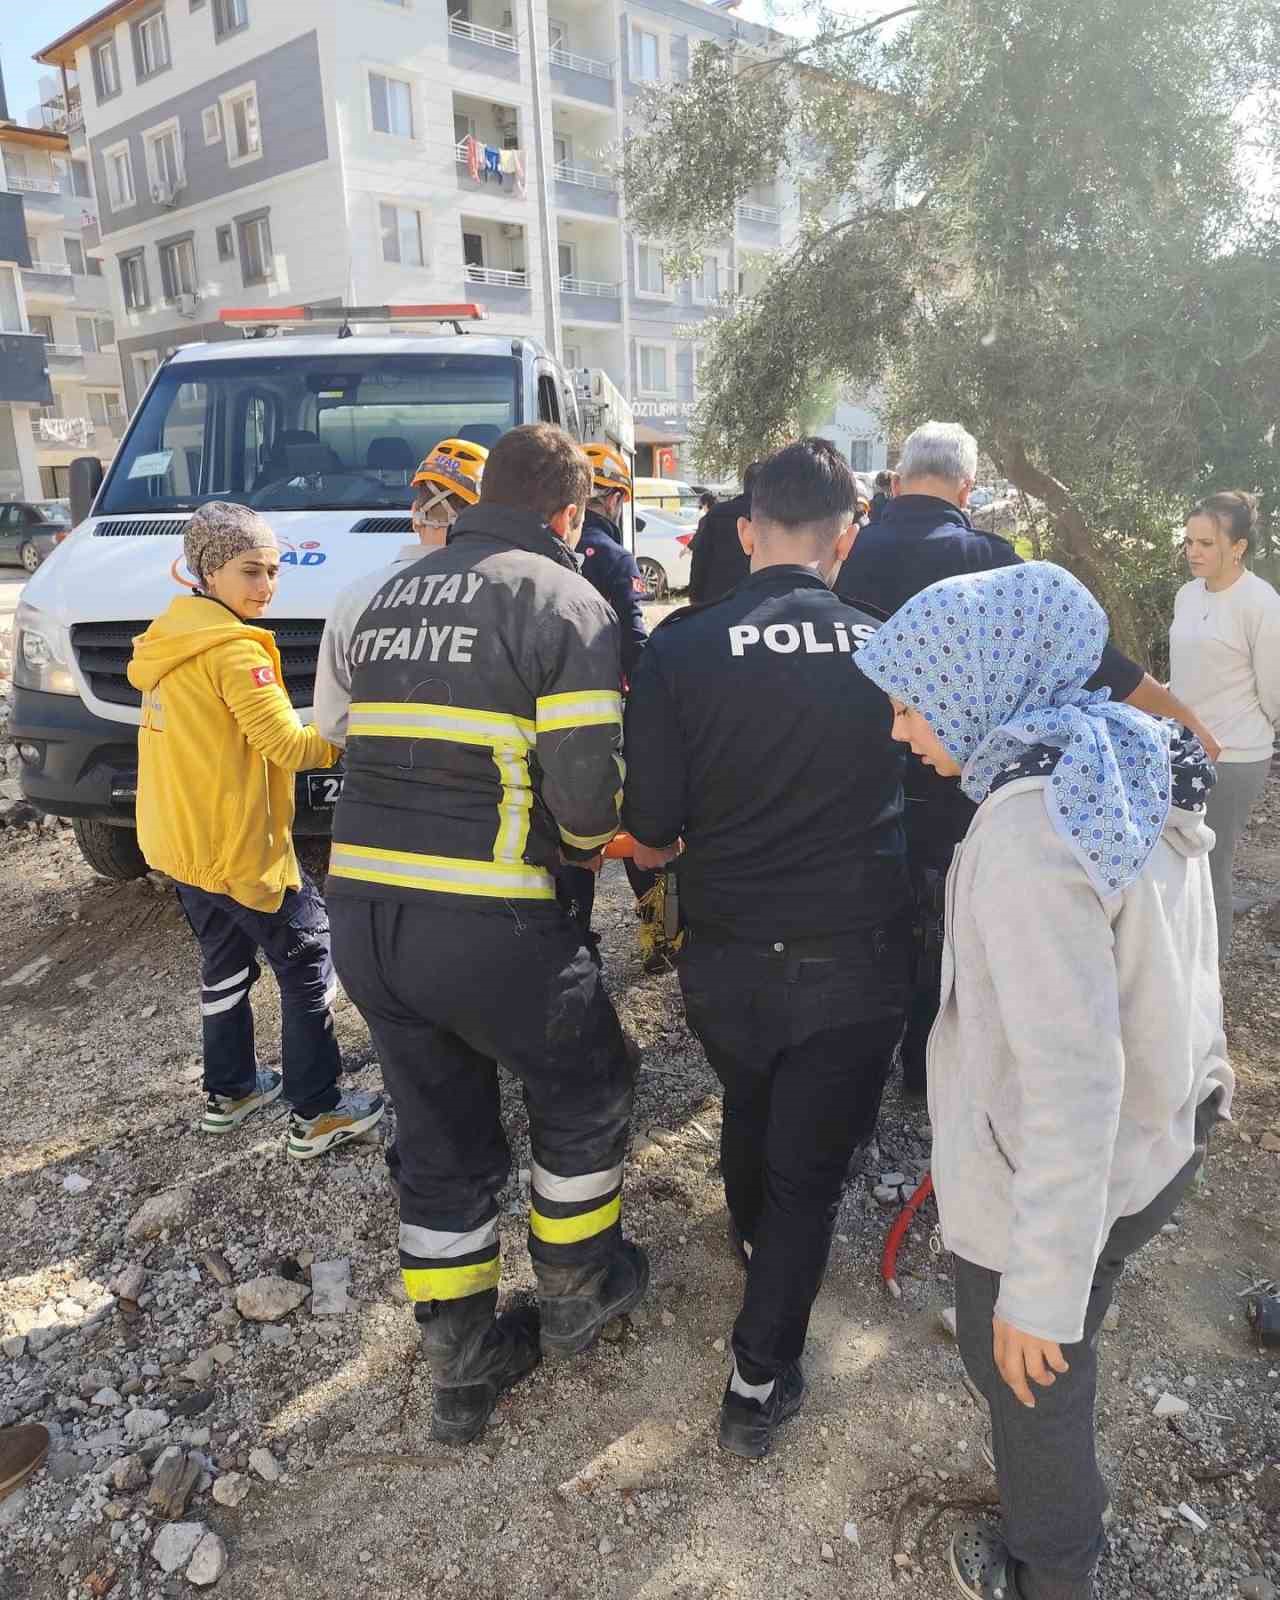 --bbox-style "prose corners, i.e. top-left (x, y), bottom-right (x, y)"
top-left (325, 423), bottom-right (648, 1444)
